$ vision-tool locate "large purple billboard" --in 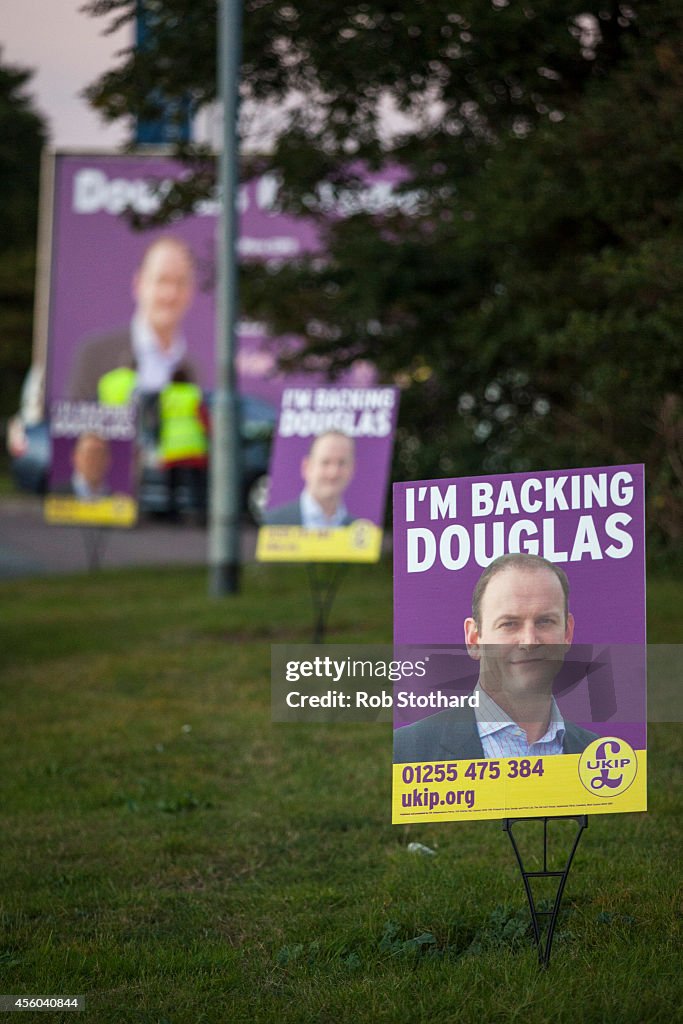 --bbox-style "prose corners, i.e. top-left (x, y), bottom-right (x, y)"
top-left (41, 152), bottom-right (375, 408)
